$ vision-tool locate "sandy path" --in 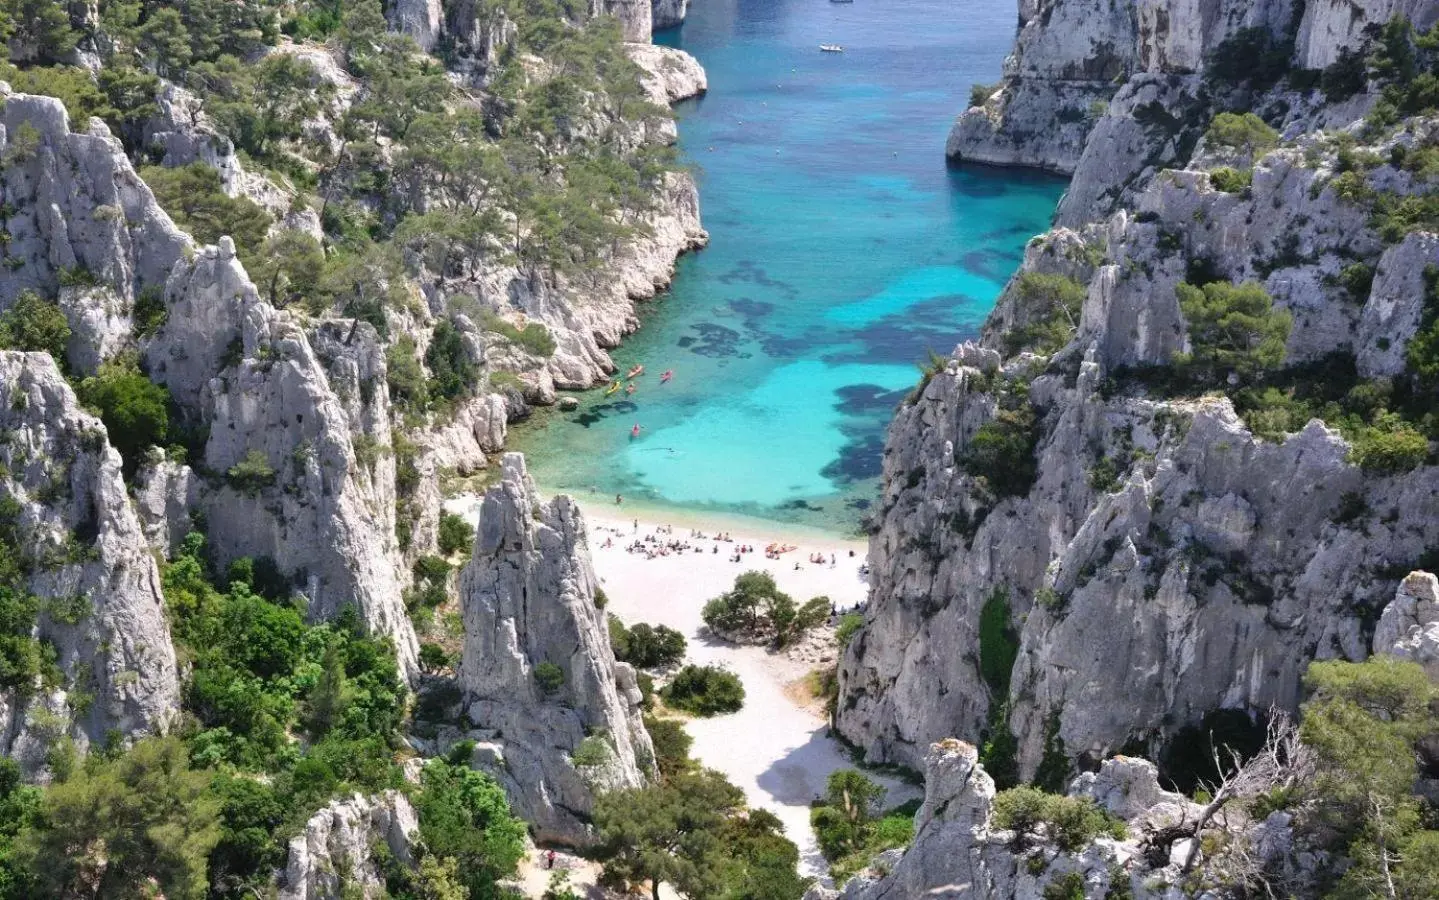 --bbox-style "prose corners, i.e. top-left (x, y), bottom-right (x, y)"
top-left (445, 494), bottom-right (920, 880)
top-left (578, 509), bottom-right (918, 876)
